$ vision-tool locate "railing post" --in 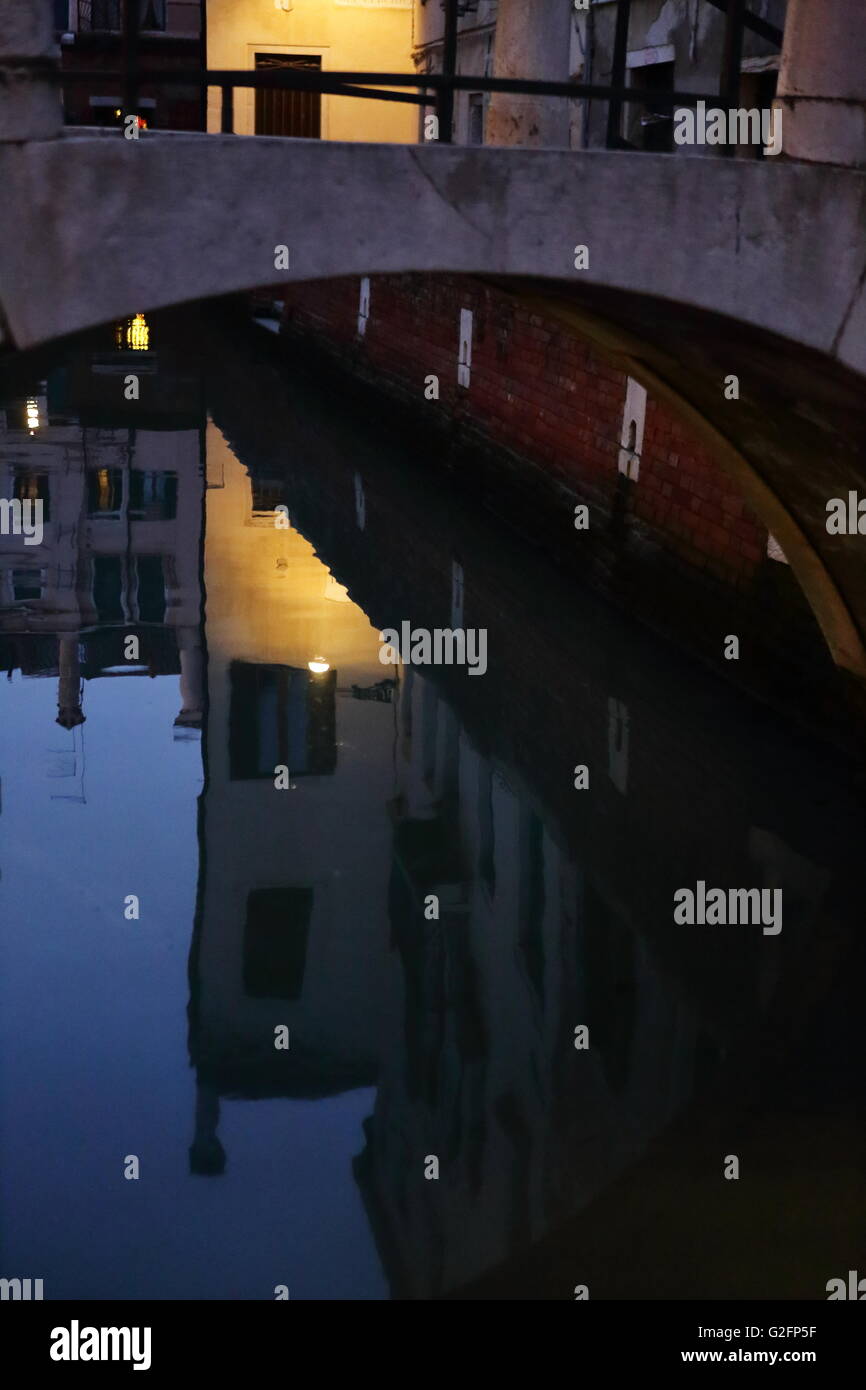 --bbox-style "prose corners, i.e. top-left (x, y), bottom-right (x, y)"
top-left (719, 0), bottom-right (745, 155)
top-left (438, 0), bottom-right (459, 144)
top-left (122, 0), bottom-right (140, 127)
top-left (605, 0), bottom-right (632, 150)
top-left (220, 84), bottom-right (234, 134)
top-left (0, 0), bottom-right (63, 142)
top-left (199, 0), bottom-right (208, 130)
